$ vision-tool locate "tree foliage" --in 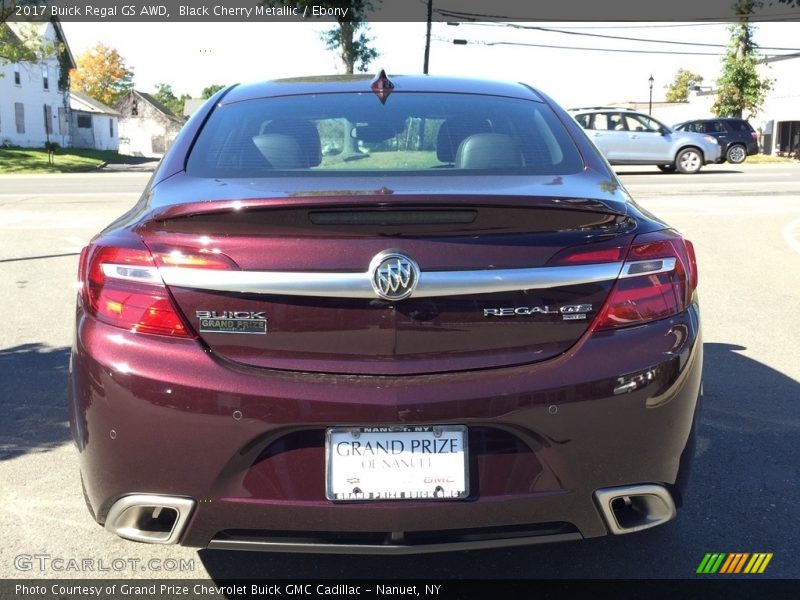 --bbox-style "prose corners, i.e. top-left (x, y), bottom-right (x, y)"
top-left (664, 69), bottom-right (704, 103)
top-left (1, 23), bottom-right (40, 63)
top-left (152, 82), bottom-right (191, 116)
top-left (70, 43), bottom-right (134, 107)
top-left (321, 19), bottom-right (378, 74)
top-left (259, 0), bottom-right (379, 74)
top-left (201, 83), bottom-right (226, 99)
top-left (0, 22), bottom-right (60, 74)
top-left (712, 5), bottom-right (772, 119)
